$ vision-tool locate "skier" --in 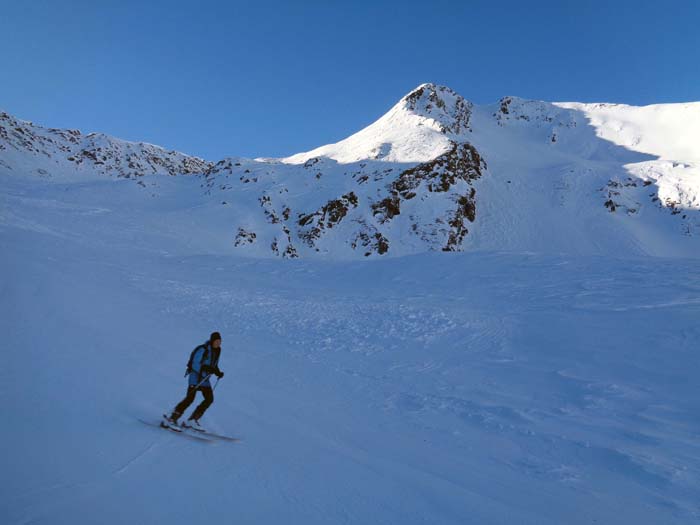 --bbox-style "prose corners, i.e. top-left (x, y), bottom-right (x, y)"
top-left (163, 331), bottom-right (224, 432)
